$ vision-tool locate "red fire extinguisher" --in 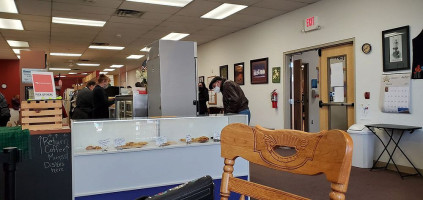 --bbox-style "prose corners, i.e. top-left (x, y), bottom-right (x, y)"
top-left (271, 89), bottom-right (278, 108)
